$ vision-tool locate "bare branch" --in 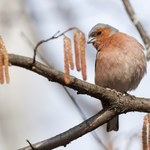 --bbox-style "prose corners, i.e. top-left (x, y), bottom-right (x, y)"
top-left (26, 140), bottom-right (36, 150)
top-left (8, 53), bottom-right (150, 150)
top-left (32, 27), bottom-right (77, 64)
top-left (9, 54), bottom-right (150, 107)
top-left (122, 0), bottom-right (150, 60)
top-left (19, 110), bottom-right (114, 150)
